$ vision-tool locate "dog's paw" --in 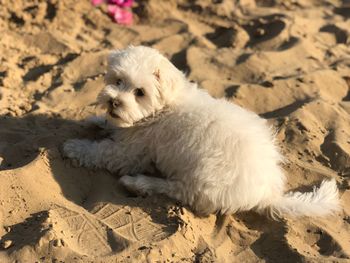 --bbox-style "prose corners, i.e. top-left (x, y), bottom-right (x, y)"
top-left (119, 175), bottom-right (151, 197)
top-left (62, 139), bottom-right (90, 166)
top-left (84, 115), bottom-right (107, 128)
top-left (119, 175), bottom-right (139, 193)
